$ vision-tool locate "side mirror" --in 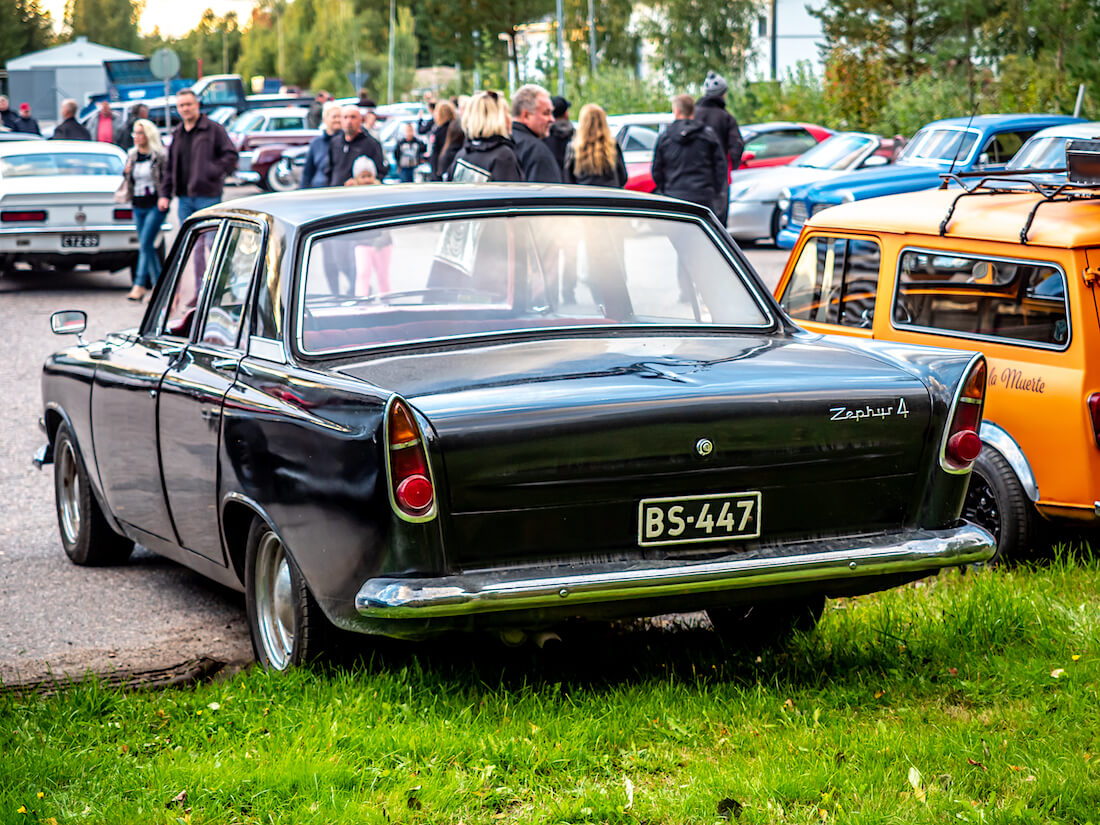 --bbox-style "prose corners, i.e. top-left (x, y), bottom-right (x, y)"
top-left (861, 154), bottom-right (889, 168)
top-left (51, 310), bottom-right (87, 337)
